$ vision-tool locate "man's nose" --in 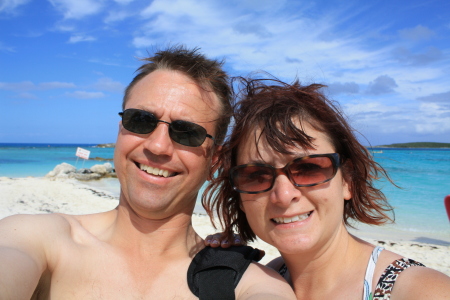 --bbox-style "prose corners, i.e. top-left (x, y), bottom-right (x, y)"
top-left (142, 122), bottom-right (174, 156)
